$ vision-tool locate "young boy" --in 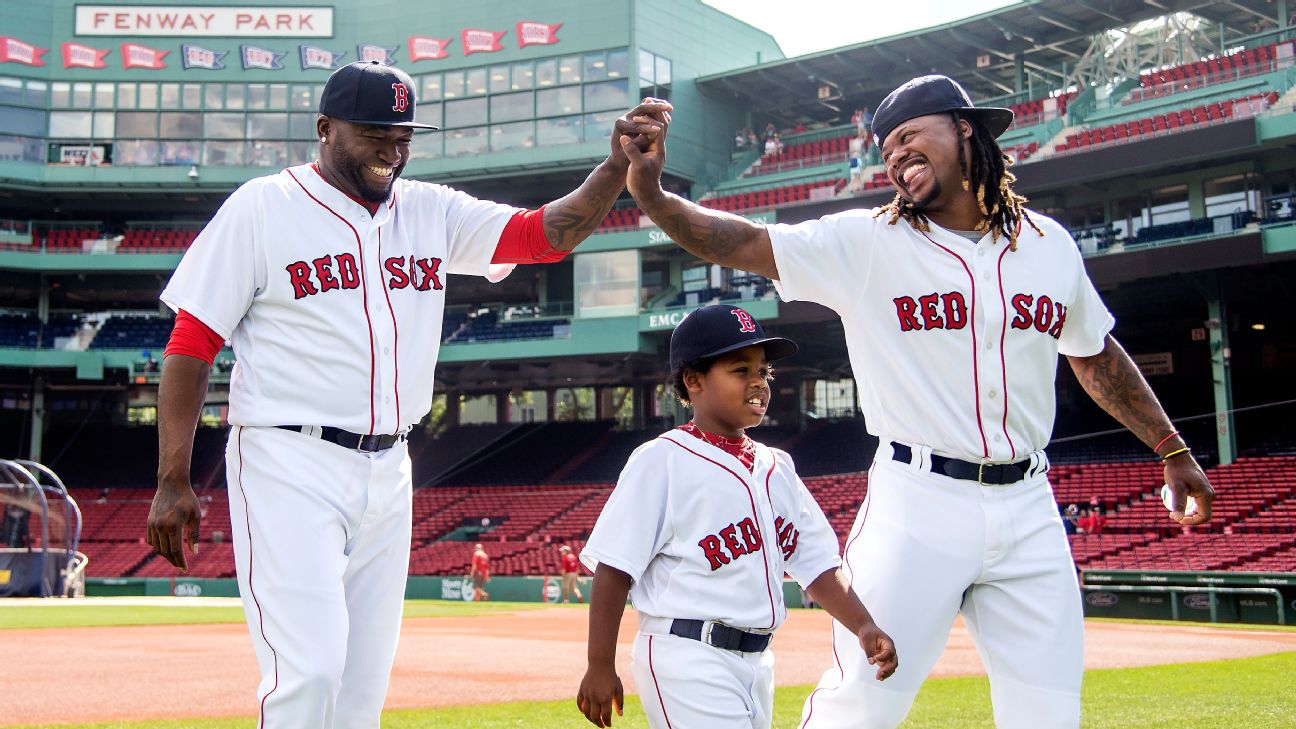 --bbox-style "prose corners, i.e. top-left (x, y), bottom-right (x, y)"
top-left (576, 304), bottom-right (897, 729)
